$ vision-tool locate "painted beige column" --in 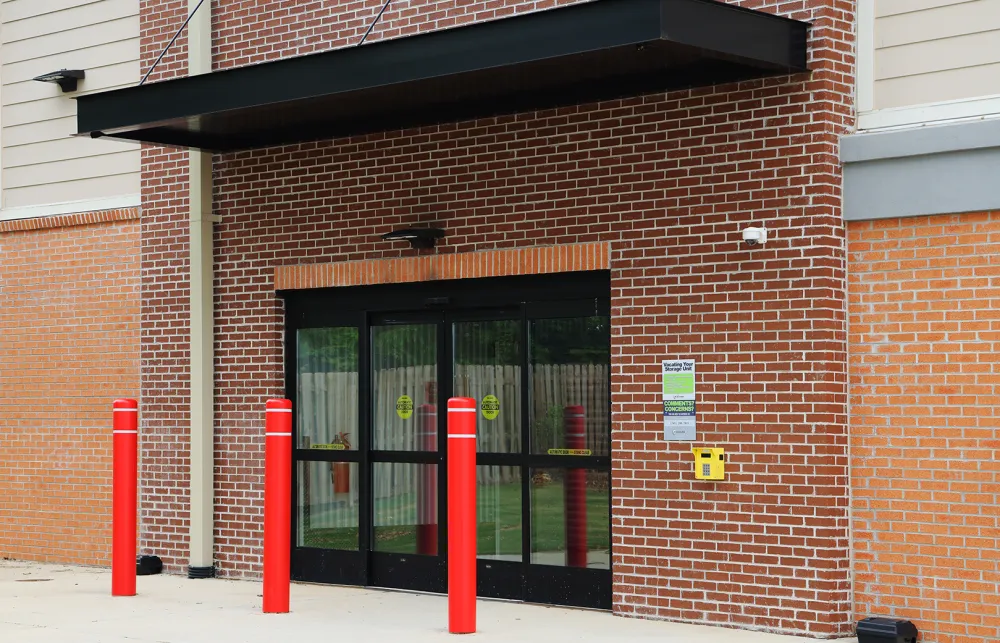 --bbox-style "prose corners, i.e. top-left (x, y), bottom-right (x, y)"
top-left (188, 0), bottom-right (216, 578)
